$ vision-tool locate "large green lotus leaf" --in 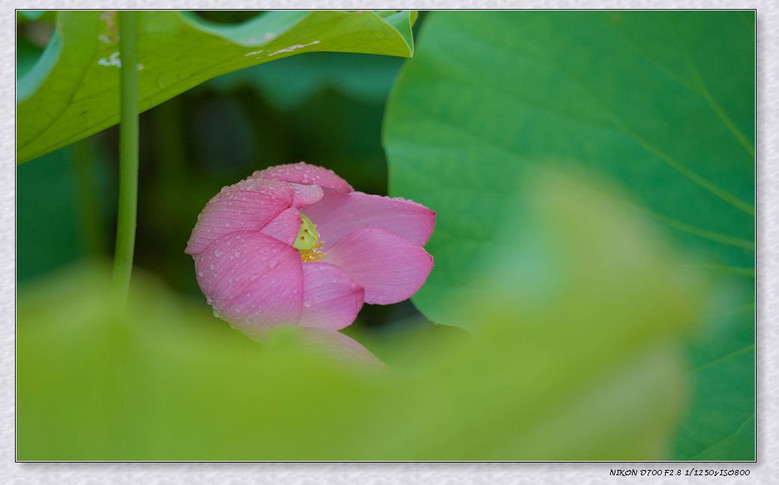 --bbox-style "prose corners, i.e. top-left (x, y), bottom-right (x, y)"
top-left (383, 11), bottom-right (753, 460)
top-left (18, 170), bottom-right (702, 460)
top-left (671, 300), bottom-right (755, 460)
top-left (17, 10), bottom-right (416, 163)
